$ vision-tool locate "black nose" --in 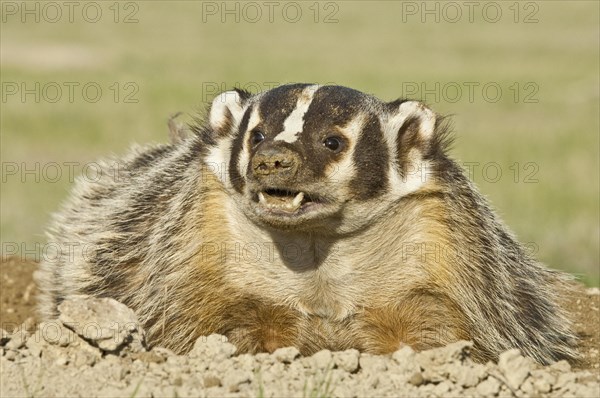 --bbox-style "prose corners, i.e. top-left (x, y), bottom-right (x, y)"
top-left (252, 146), bottom-right (299, 178)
